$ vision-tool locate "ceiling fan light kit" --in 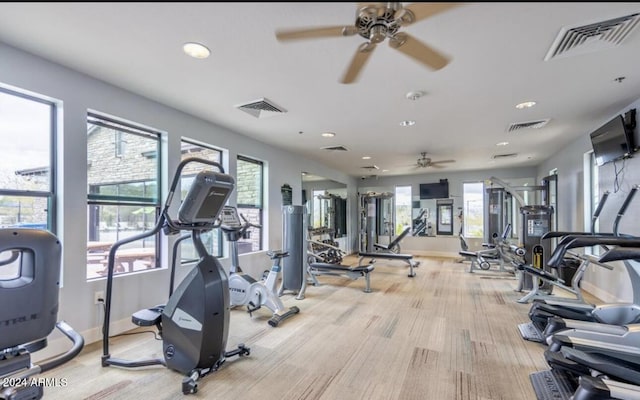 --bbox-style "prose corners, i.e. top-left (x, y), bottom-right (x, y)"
top-left (275, 2), bottom-right (460, 84)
